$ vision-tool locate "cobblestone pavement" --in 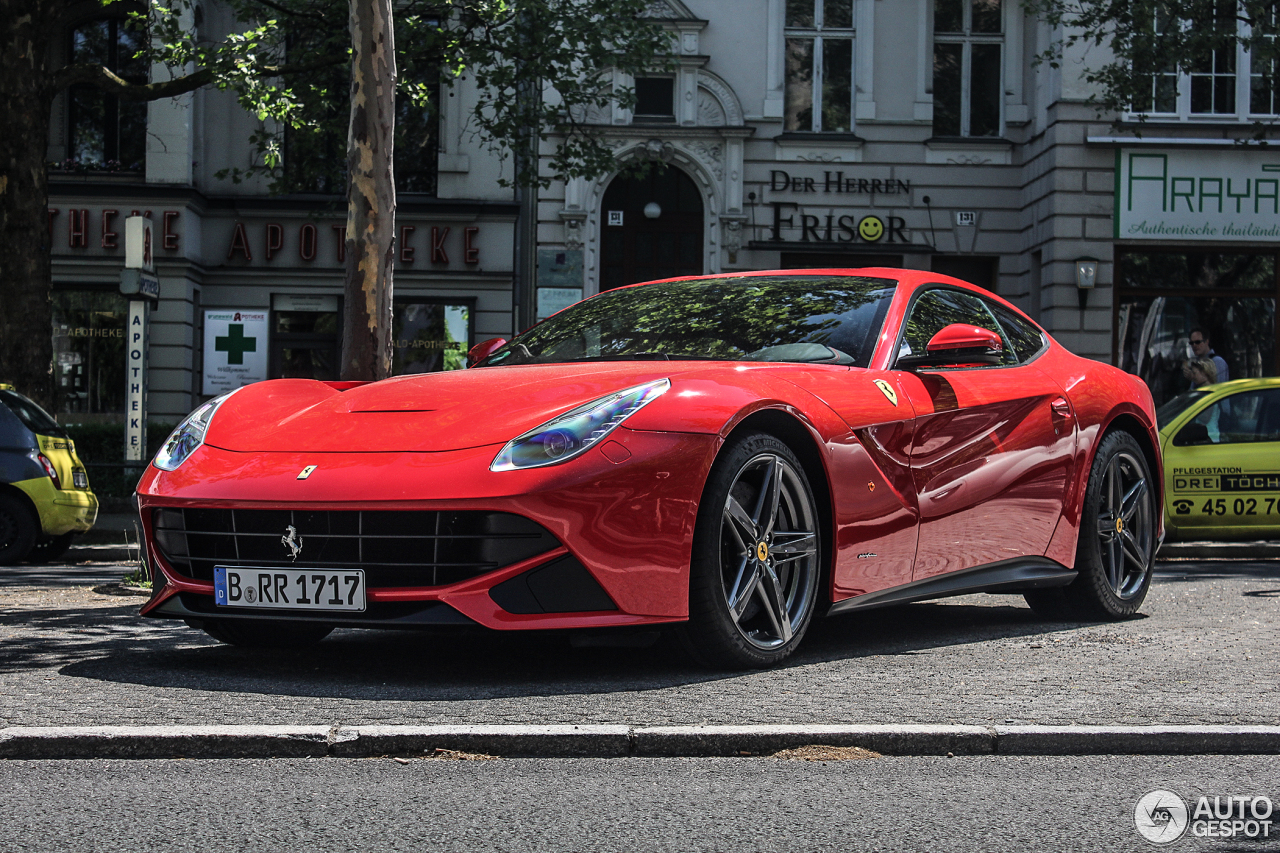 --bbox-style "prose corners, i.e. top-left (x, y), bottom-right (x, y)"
top-left (0, 560), bottom-right (1276, 729)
